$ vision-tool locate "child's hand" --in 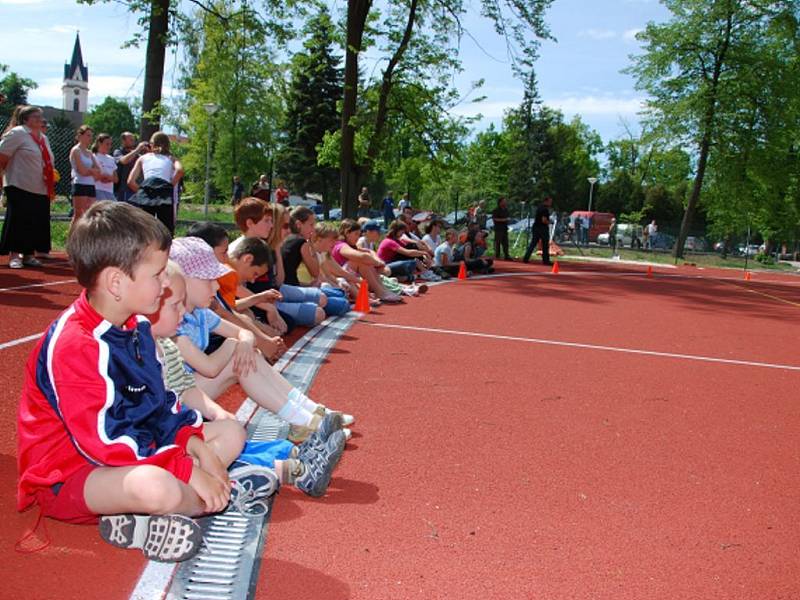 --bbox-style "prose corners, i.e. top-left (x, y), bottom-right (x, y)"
top-left (189, 467), bottom-right (230, 513)
top-left (257, 289), bottom-right (282, 303)
top-left (233, 336), bottom-right (257, 377)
